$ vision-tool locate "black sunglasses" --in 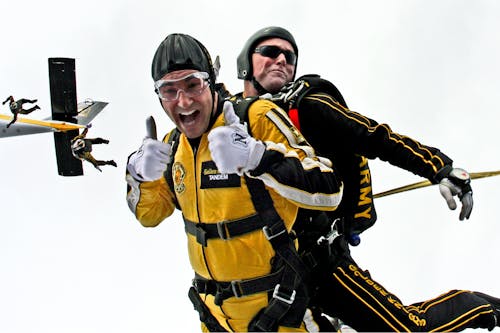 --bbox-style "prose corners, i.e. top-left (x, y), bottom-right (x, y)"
top-left (254, 45), bottom-right (297, 65)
